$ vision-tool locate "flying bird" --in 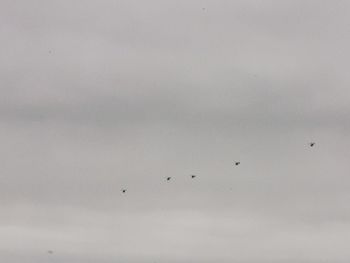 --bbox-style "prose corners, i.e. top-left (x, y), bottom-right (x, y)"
top-left (309, 142), bottom-right (315, 147)
top-left (166, 177), bottom-right (171, 181)
top-left (234, 161), bottom-right (240, 166)
top-left (191, 175), bottom-right (197, 179)
top-left (121, 189), bottom-right (127, 193)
